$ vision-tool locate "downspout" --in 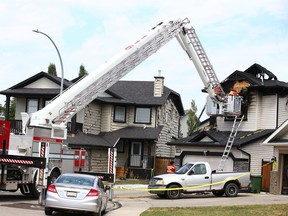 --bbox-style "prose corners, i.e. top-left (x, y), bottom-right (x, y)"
top-left (276, 93), bottom-right (279, 128)
top-left (237, 146), bottom-right (251, 172)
